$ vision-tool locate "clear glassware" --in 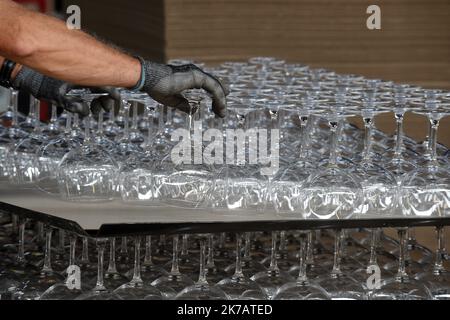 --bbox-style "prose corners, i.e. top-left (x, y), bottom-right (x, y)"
top-left (0, 90), bottom-right (27, 181)
top-left (401, 96), bottom-right (450, 218)
top-left (175, 239), bottom-right (229, 300)
top-left (36, 113), bottom-right (83, 195)
top-left (383, 85), bottom-right (420, 178)
top-left (138, 236), bottom-right (168, 283)
top-left (273, 232), bottom-right (329, 300)
top-left (415, 226), bottom-right (450, 299)
top-left (76, 239), bottom-right (120, 300)
top-left (119, 103), bottom-right (158, 205)
top-left (113, 236), bottom-right (163, 300)
top-left (216, 233), bottom-right (267, 300)
top-left (13, 223), bottom-right (67, 300)
top-left (9, 97), bottom-right (49, 186)
top-left (370, 228), bottom-right (432, 300)
top-left (316, 229), bottom-right (367, 300)
top-left (151, 235), bottom-right (193, 298)
top-left (250, 232), bottom-right (294, 299)
top-left (58, 109), bottom-right (119, 201)
top-left (153, 98), bottom-right (215, 209)
top-left (103, 238), bottom-right (129, 289)
top-left (302, 99), bottom-right (363, 220)
top-left (39, 233), bottom-right (87, 300)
